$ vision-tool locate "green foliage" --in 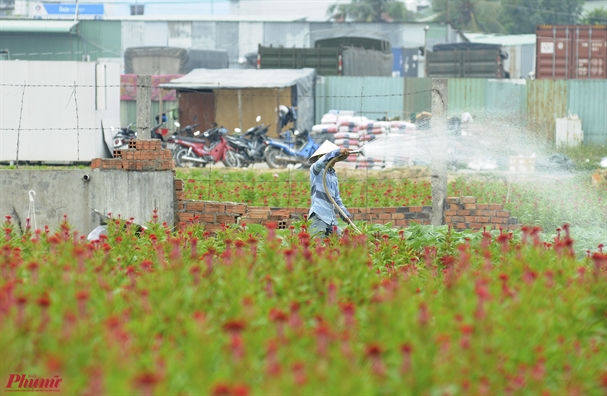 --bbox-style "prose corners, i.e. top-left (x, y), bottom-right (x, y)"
top-left (581, 7), bottom-right (607, 25)
top-left (1, 218), bottom-right (606, 394)
top-left (500, 0), bottom-right (584, 33)
top-left (430, 0), bottom-right (584, 34)
top-left (431, 0), bottom-right (507, 33)
top-left (327, 0), bottom-right (414, 22)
